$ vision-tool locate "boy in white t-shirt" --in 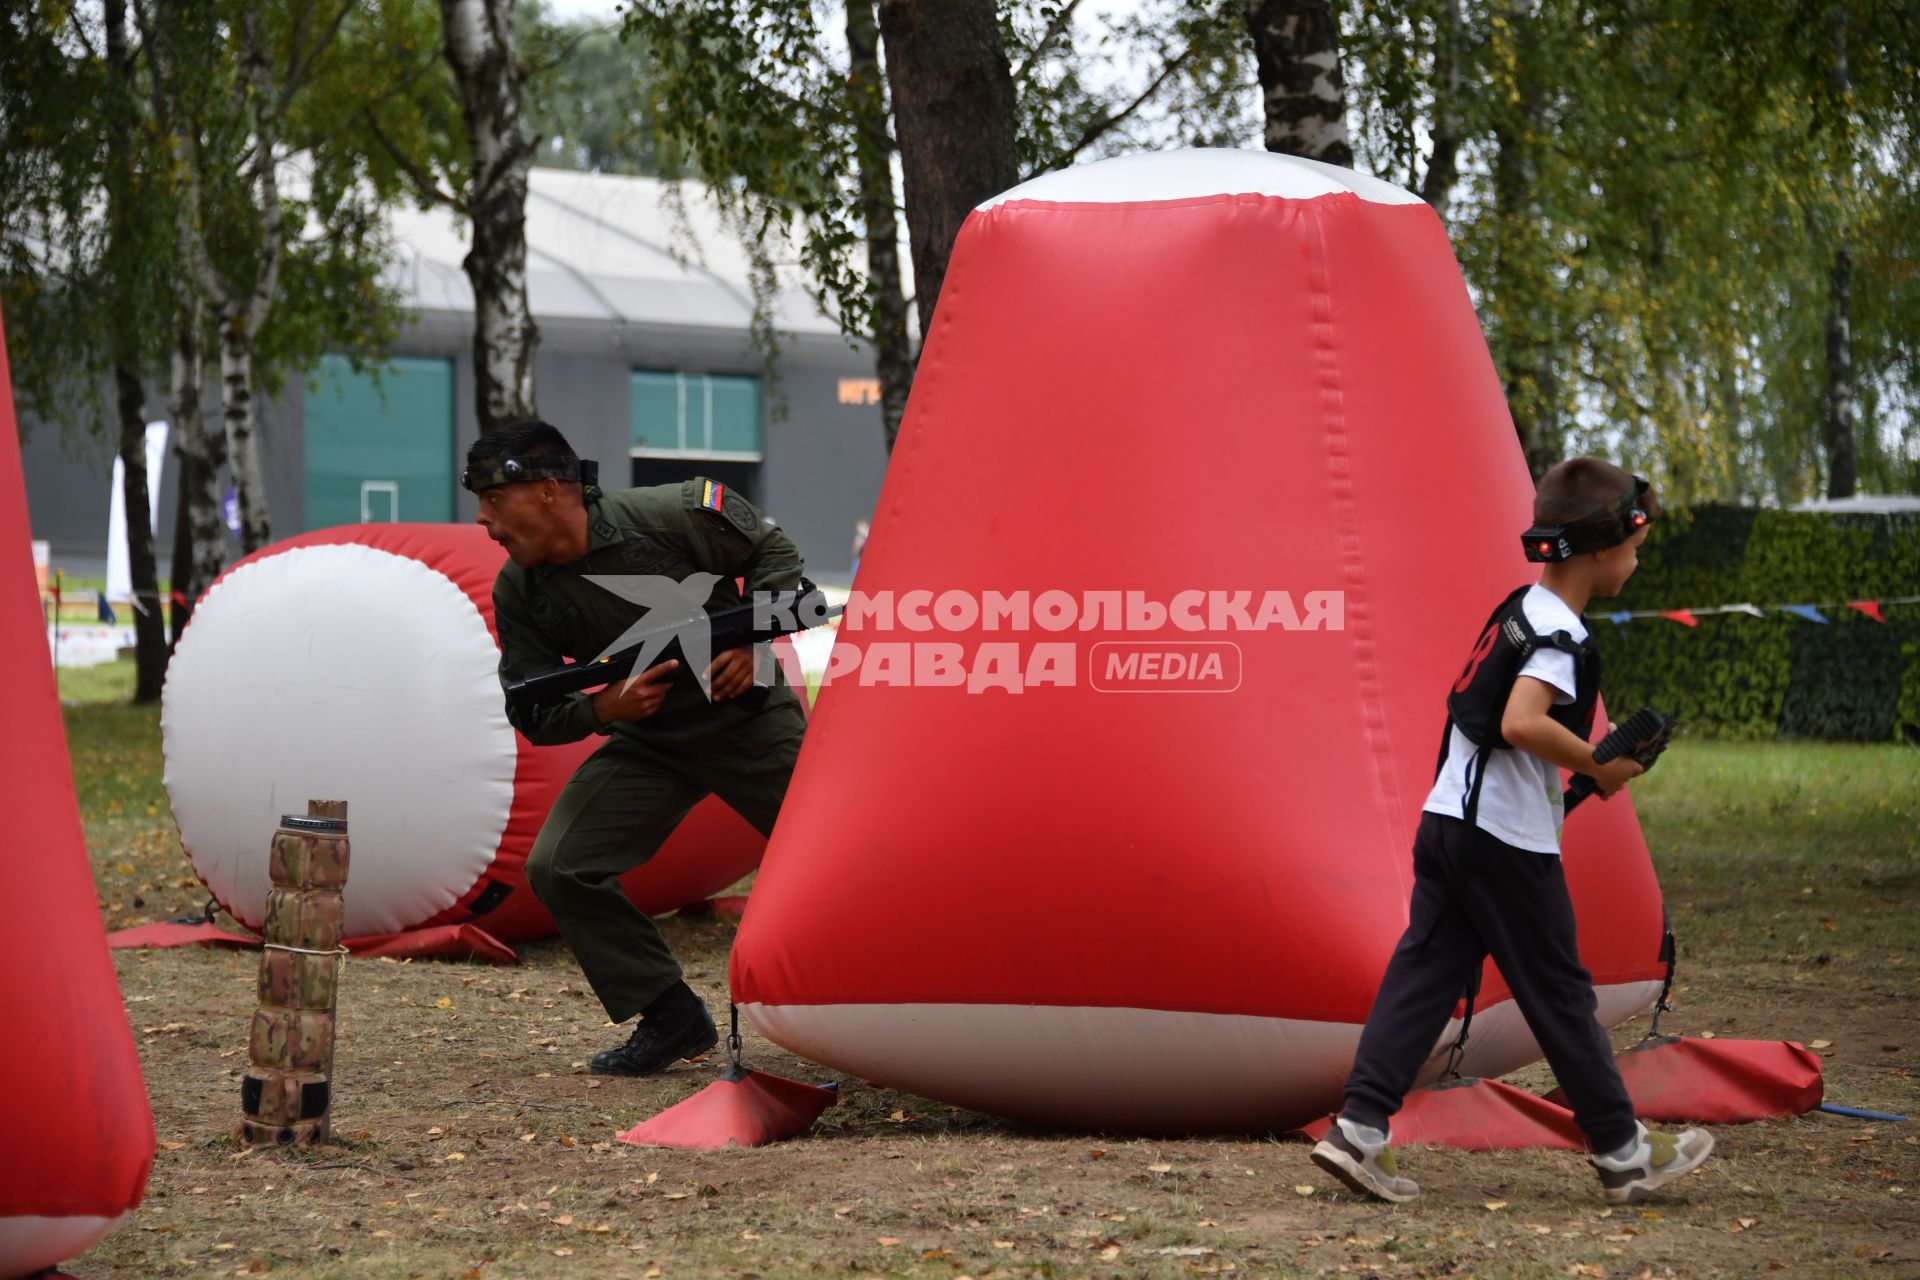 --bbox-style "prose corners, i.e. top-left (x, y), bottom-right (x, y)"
top-left (1312, 458), bottom-right (1714, 1205)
